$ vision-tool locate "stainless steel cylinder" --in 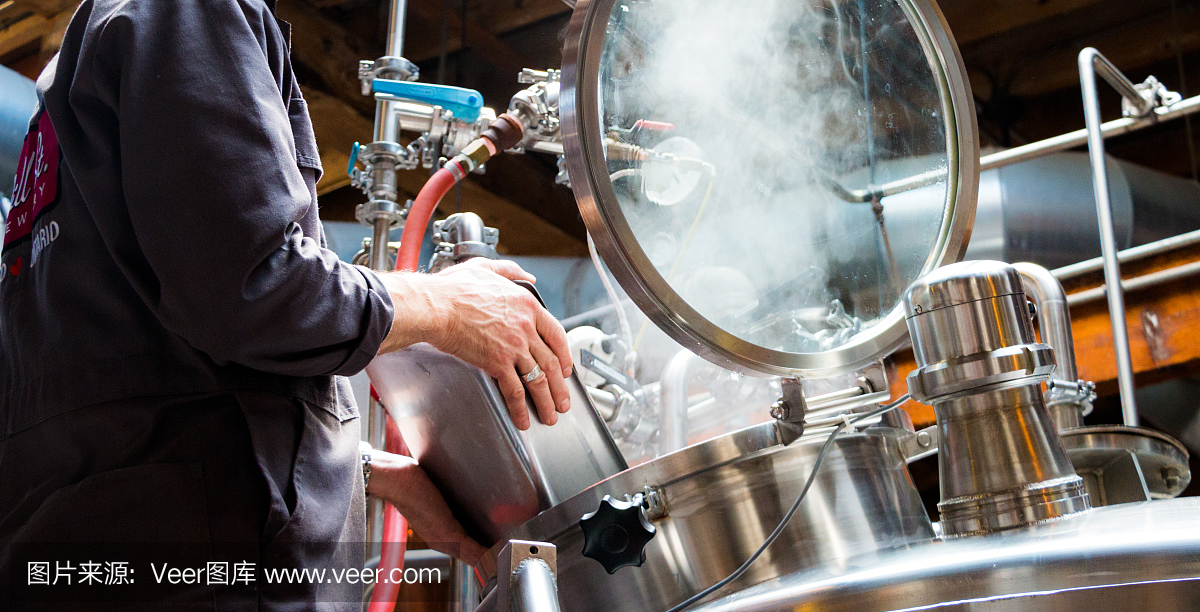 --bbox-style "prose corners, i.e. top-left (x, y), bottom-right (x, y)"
top-left (904, 261), bottom-right (1089, 536)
